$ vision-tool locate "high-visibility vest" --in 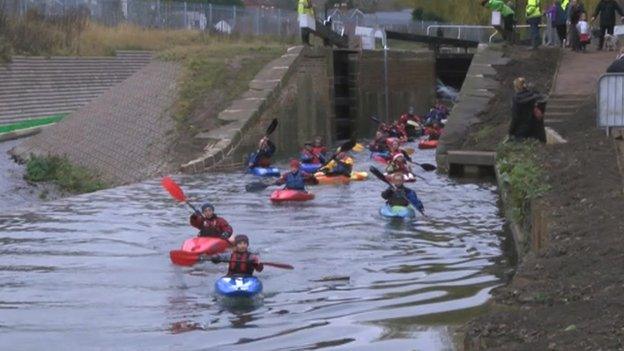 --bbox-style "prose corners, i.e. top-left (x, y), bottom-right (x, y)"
top-left (561, 0), bottom-right (570, 10)
top-left (526, 0), bottom-right (542, 18)
top-left (298, 0), bottom-right (314, 16)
